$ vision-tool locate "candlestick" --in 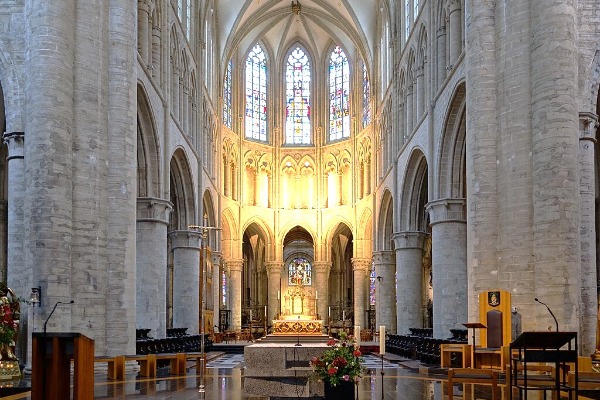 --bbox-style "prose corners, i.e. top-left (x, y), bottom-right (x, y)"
top-left (379, 325), bottom-right (386, 355)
